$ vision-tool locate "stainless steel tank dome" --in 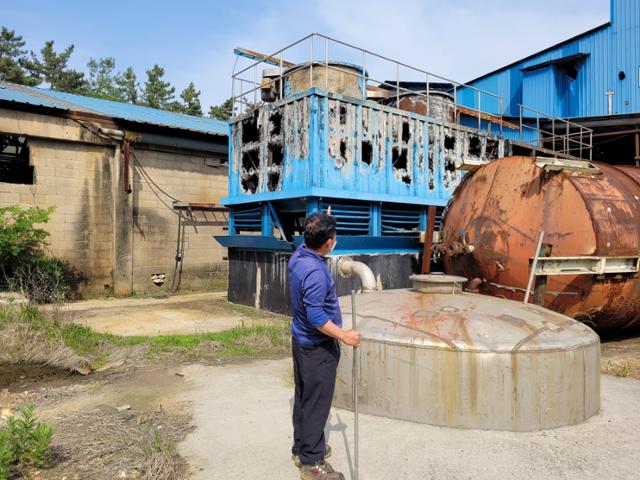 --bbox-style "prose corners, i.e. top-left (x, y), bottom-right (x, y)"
top-left (333, 274), bottom-right (600, 431)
